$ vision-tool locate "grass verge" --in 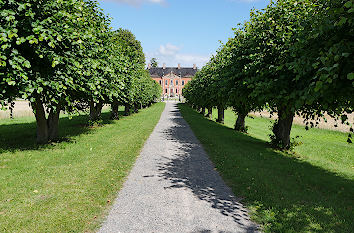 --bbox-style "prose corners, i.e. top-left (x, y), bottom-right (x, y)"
top-left (0, 103), bottom-right (165, 232)
top-left (179, 104), bottom-right (353, 233)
